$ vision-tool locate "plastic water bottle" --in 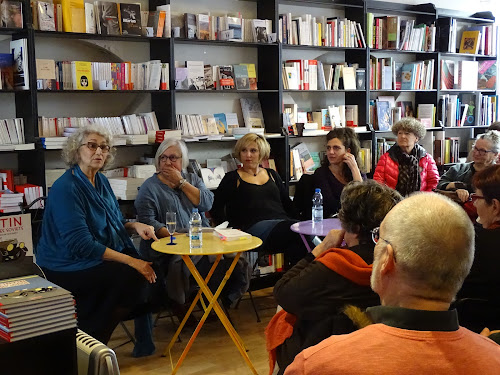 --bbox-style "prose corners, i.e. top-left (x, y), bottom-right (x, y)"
top-left (189, 208), bottom-right (203, 249)
top-left (312, 188), bottom-right (323, 223)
